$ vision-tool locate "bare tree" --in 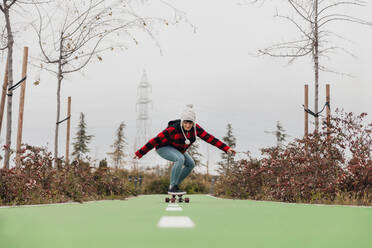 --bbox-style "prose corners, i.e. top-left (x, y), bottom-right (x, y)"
top-left (0, 1), bottom-right (18, 169)
top-left (254, 0), bottom-right (371, 132)
top-left (32, 0), bottom-right (188, 166)
top-left (0, 0), bottom-right (17, 168)
top-left (0, 0), bottom-right (47, 168)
